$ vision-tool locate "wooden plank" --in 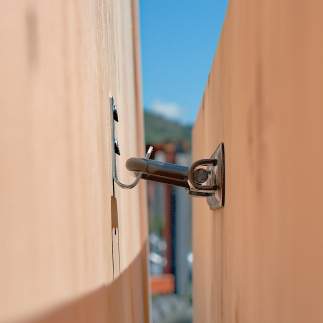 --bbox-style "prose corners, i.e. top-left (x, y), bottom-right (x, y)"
top-left (193, 0), bottom-right (323, 322)
top-left (0, 0), bottom-right (148, 322)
